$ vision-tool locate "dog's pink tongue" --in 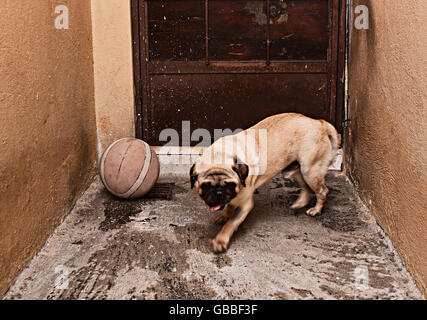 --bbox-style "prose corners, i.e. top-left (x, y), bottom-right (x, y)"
top-left (209, 205), bottom-right (222, 211)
